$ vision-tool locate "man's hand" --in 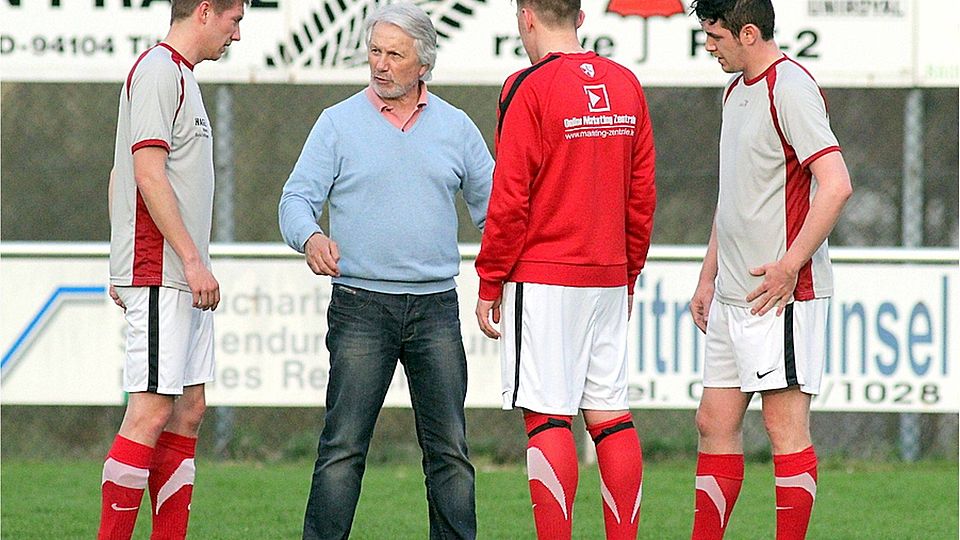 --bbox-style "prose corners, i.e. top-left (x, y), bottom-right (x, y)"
top-left (476, 297), bottom-right (502, 339)
top-left (690, 279), bottom-right (715, 334)
top-left (304, 233), bottom-right (341, 277)
top-left (746, 260), bottom-right (797, 316)
top-left (184, 260), bottom-right (220, 311)
top-left (108, 285), bottom-right (126, 310)
top-left (628, 294), bottom-right (634, 320)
